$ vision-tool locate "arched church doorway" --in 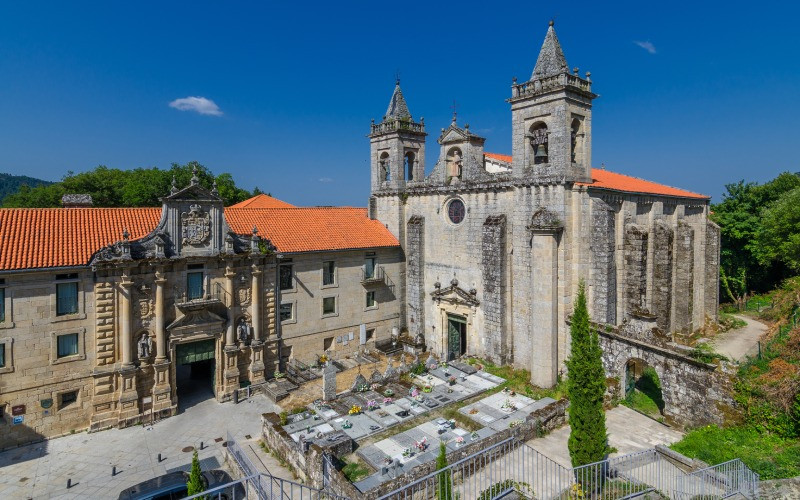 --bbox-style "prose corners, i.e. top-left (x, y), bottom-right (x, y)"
top-left (175, 339), bottom-right (216, 412)
top-left (447, 314), bottom-right (467, 361)
top-left (623, 358), bottom-right (665, 419)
